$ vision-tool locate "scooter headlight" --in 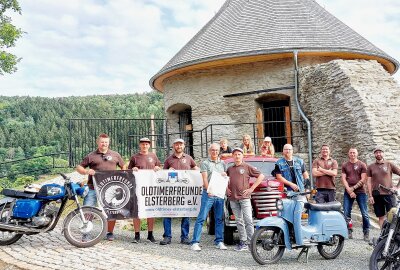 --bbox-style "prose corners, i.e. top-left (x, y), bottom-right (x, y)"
top-left (387, 207), bottom-right (397, 223)
top-left (276, 199), bottom-right (284, 211)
